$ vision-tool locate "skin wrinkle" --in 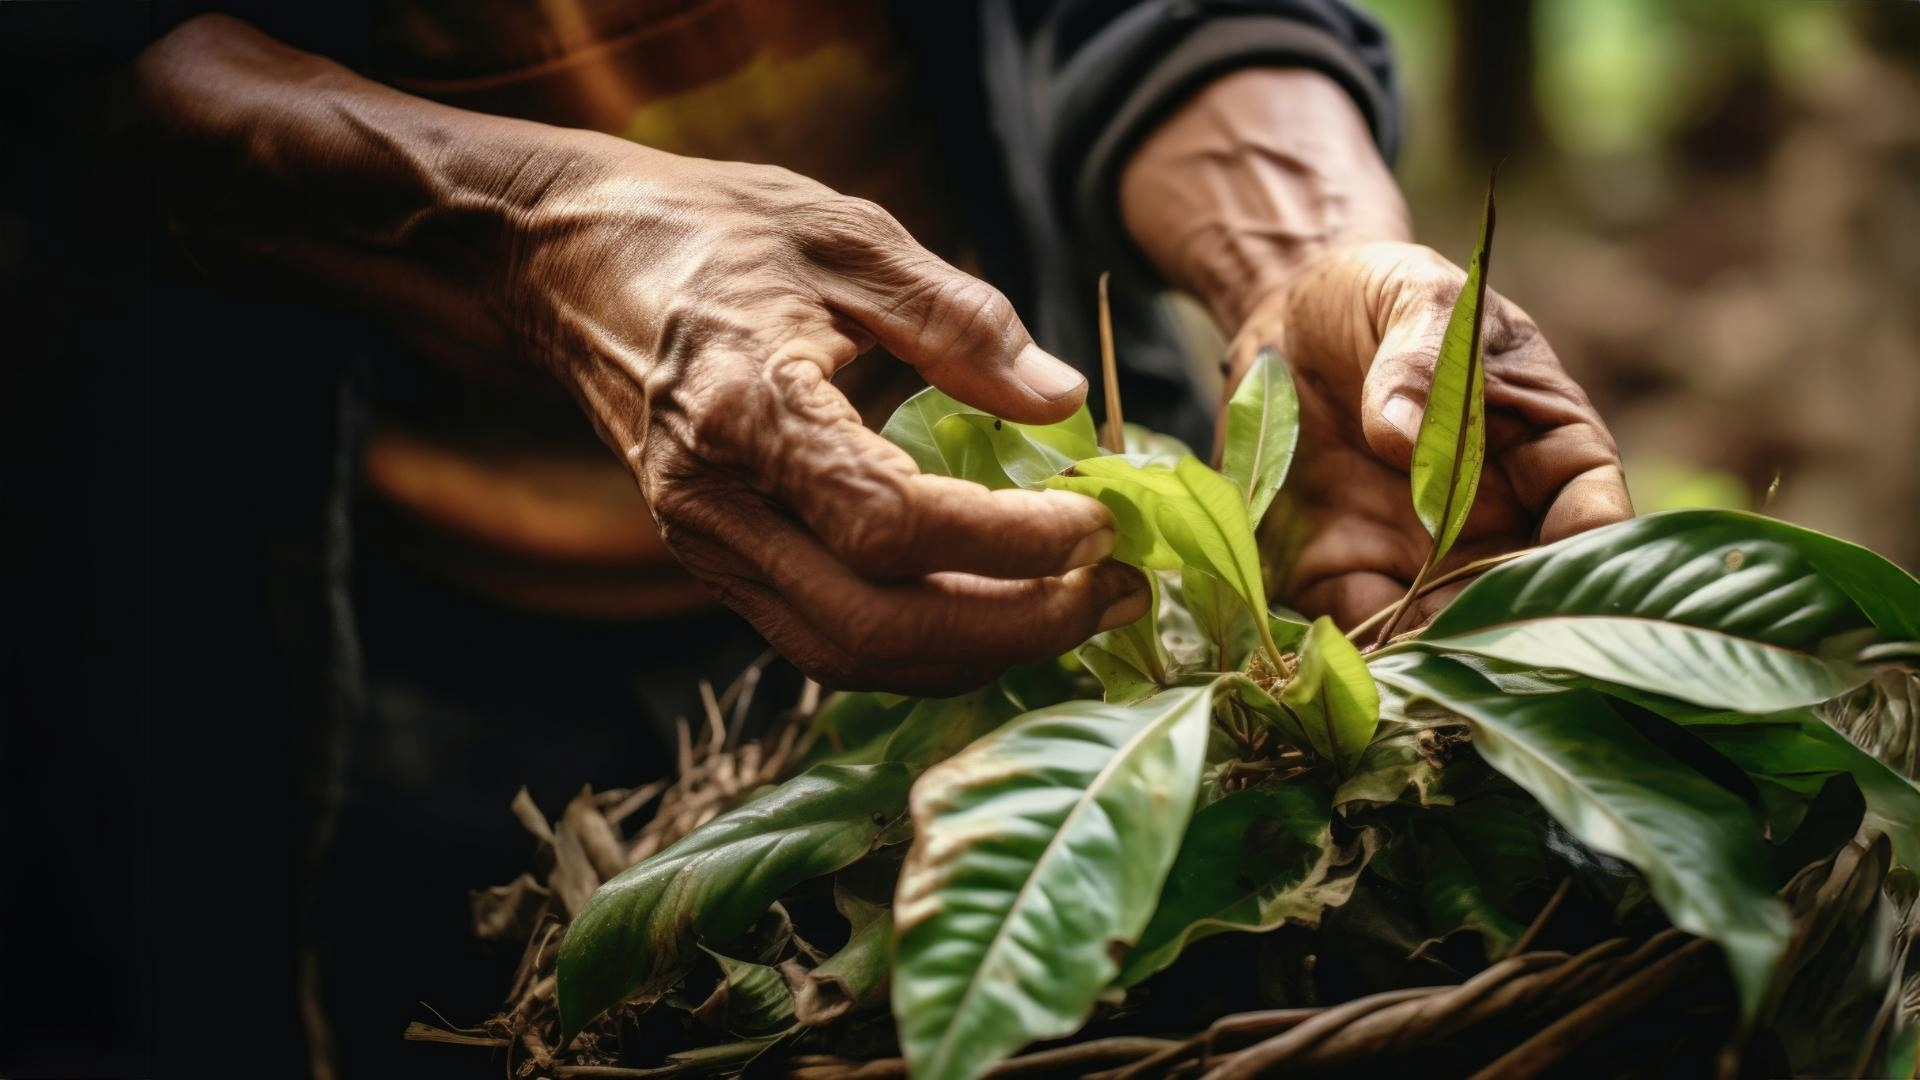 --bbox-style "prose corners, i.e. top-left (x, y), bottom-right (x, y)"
top-left (1122, 69), bottom-right (1630, 628)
